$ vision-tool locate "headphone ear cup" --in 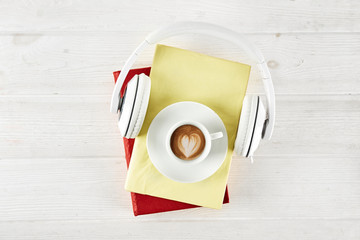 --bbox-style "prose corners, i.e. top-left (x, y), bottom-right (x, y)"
top-left (234, 95), bottom-right (266, 157)
top-left (234, 95), bottom-right (253, 156)
top-left (118, 74), bottom-right (151, 138)
top-left (127, 74), bottom-right (151, 138)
